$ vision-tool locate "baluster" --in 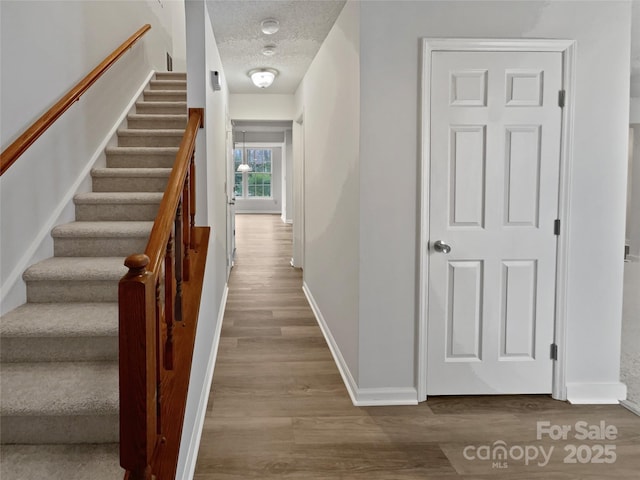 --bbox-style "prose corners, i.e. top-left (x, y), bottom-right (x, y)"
top-left (164, 234), bottom-right (175, 369)
top-left (189, 155), bottom-right (196, 249)
top-left (182, 171), bottom-right (191, 282)
top-left (118, 253), bottom-right (157, 480)
top-left (155, 279), bottom-right (163, 435)
top-left (174, 199), bottom-right (183, 322)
